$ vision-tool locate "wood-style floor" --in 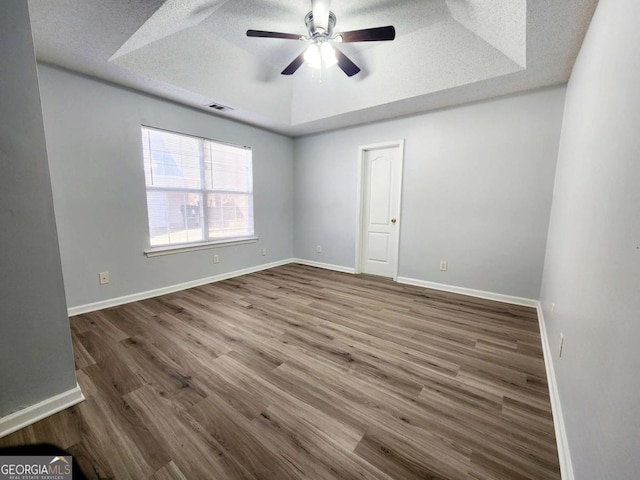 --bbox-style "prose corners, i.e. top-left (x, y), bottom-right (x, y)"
top-left (0, 264), bottom-right (560, 479)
